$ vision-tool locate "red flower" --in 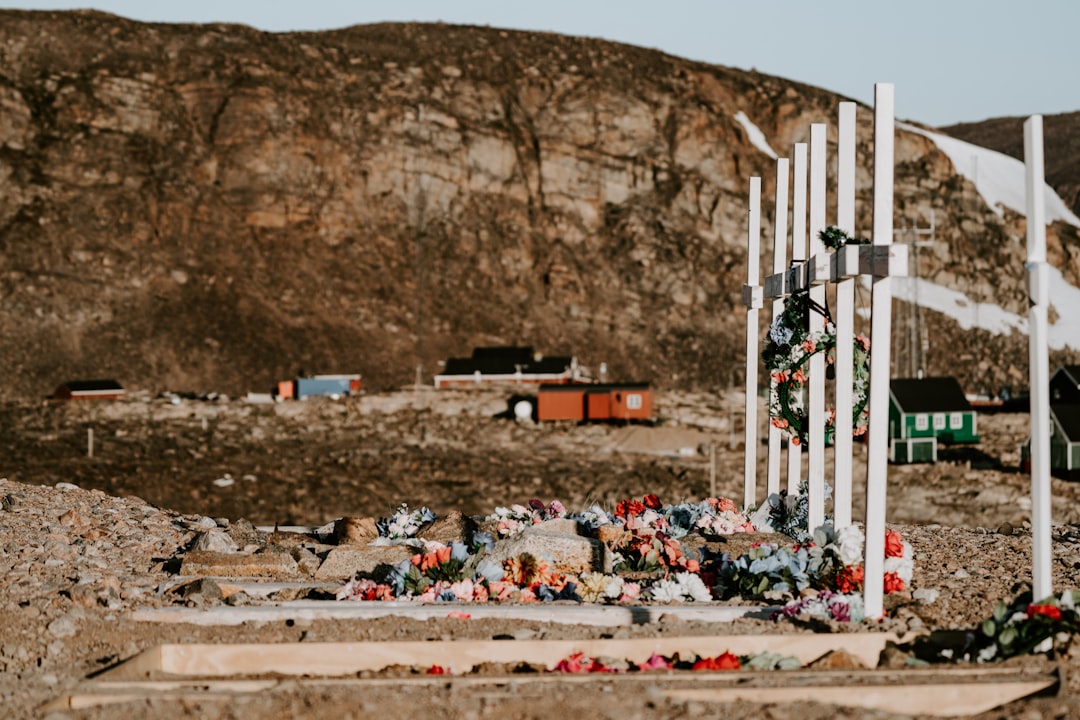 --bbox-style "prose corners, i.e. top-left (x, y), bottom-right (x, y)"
top-left (883, 572), bottom-right (905, 594)
top-left (835, 565), bottom-right (865, 594)
top-left (692, 651), bottom-right (741, 671)
top-left (426, 665), bottom-right (449, 675)
top-left (1027, 604), bottom-right (1063, 621)
top-left (615, 500), bottom-right (631, 518)
top-left (884, 530), bottom-right (905, 558)
top-left (643, 494), bottom-right (662, 510)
